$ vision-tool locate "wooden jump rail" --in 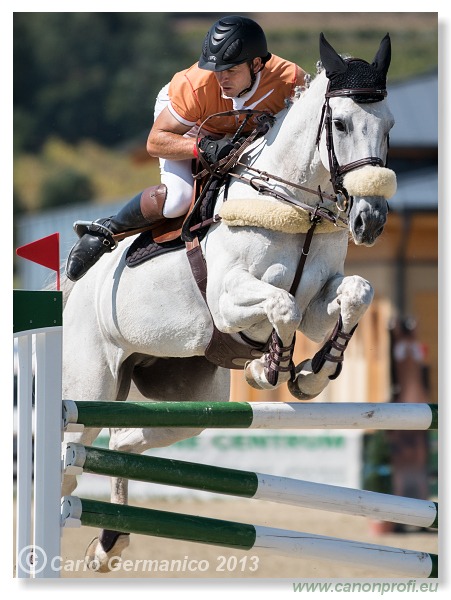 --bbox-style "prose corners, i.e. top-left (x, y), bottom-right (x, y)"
top-left (61, 496), bottom-right (438, 578)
